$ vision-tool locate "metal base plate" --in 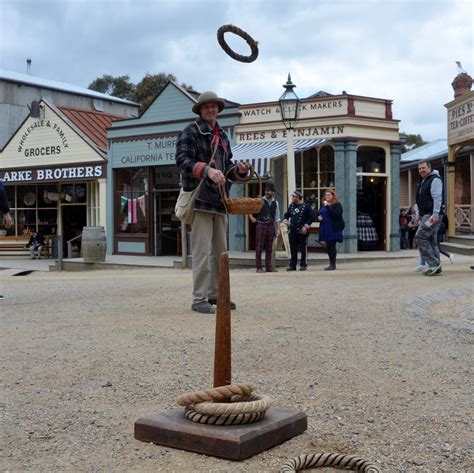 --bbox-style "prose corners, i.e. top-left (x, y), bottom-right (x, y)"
top-left (135, 407), bottom-right (307, 460)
